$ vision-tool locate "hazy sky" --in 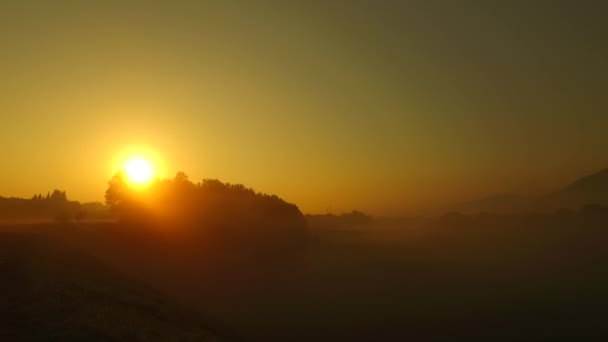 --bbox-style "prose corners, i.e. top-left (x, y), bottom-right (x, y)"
top-left (1, 1), bottom-right (607, 215)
